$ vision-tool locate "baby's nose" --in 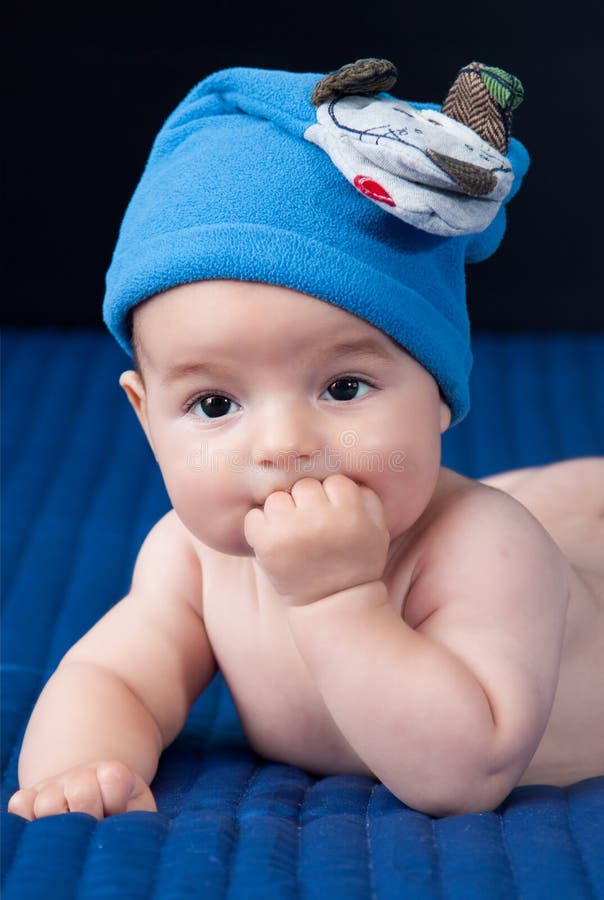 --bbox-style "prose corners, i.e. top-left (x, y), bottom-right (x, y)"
top-left (251, 406), bottom-right (321, 469)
